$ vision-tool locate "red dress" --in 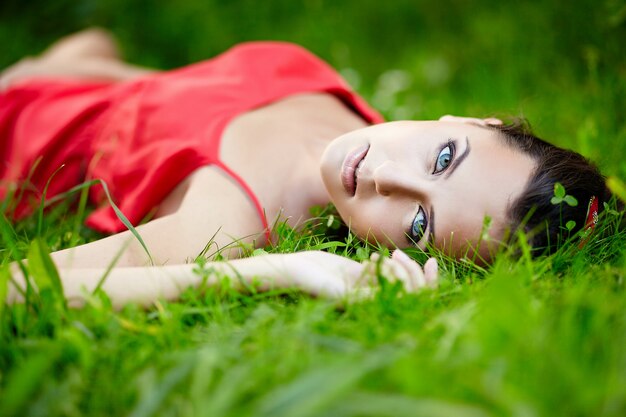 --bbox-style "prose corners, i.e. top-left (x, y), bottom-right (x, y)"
top-left (0, 42), bottom-right (383, 237)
